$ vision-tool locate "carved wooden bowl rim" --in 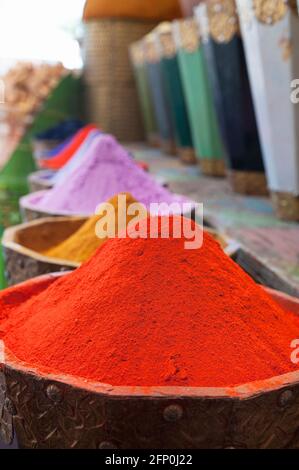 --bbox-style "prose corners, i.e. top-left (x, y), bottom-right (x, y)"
top-left (1, 273), bottom-right (299, 401)
top-left (2, 217), bottom-right (232, 261)
top-left (2, 218), bottom-right (85, 268)
top-left (8, 210), bottom-right (237, 266)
